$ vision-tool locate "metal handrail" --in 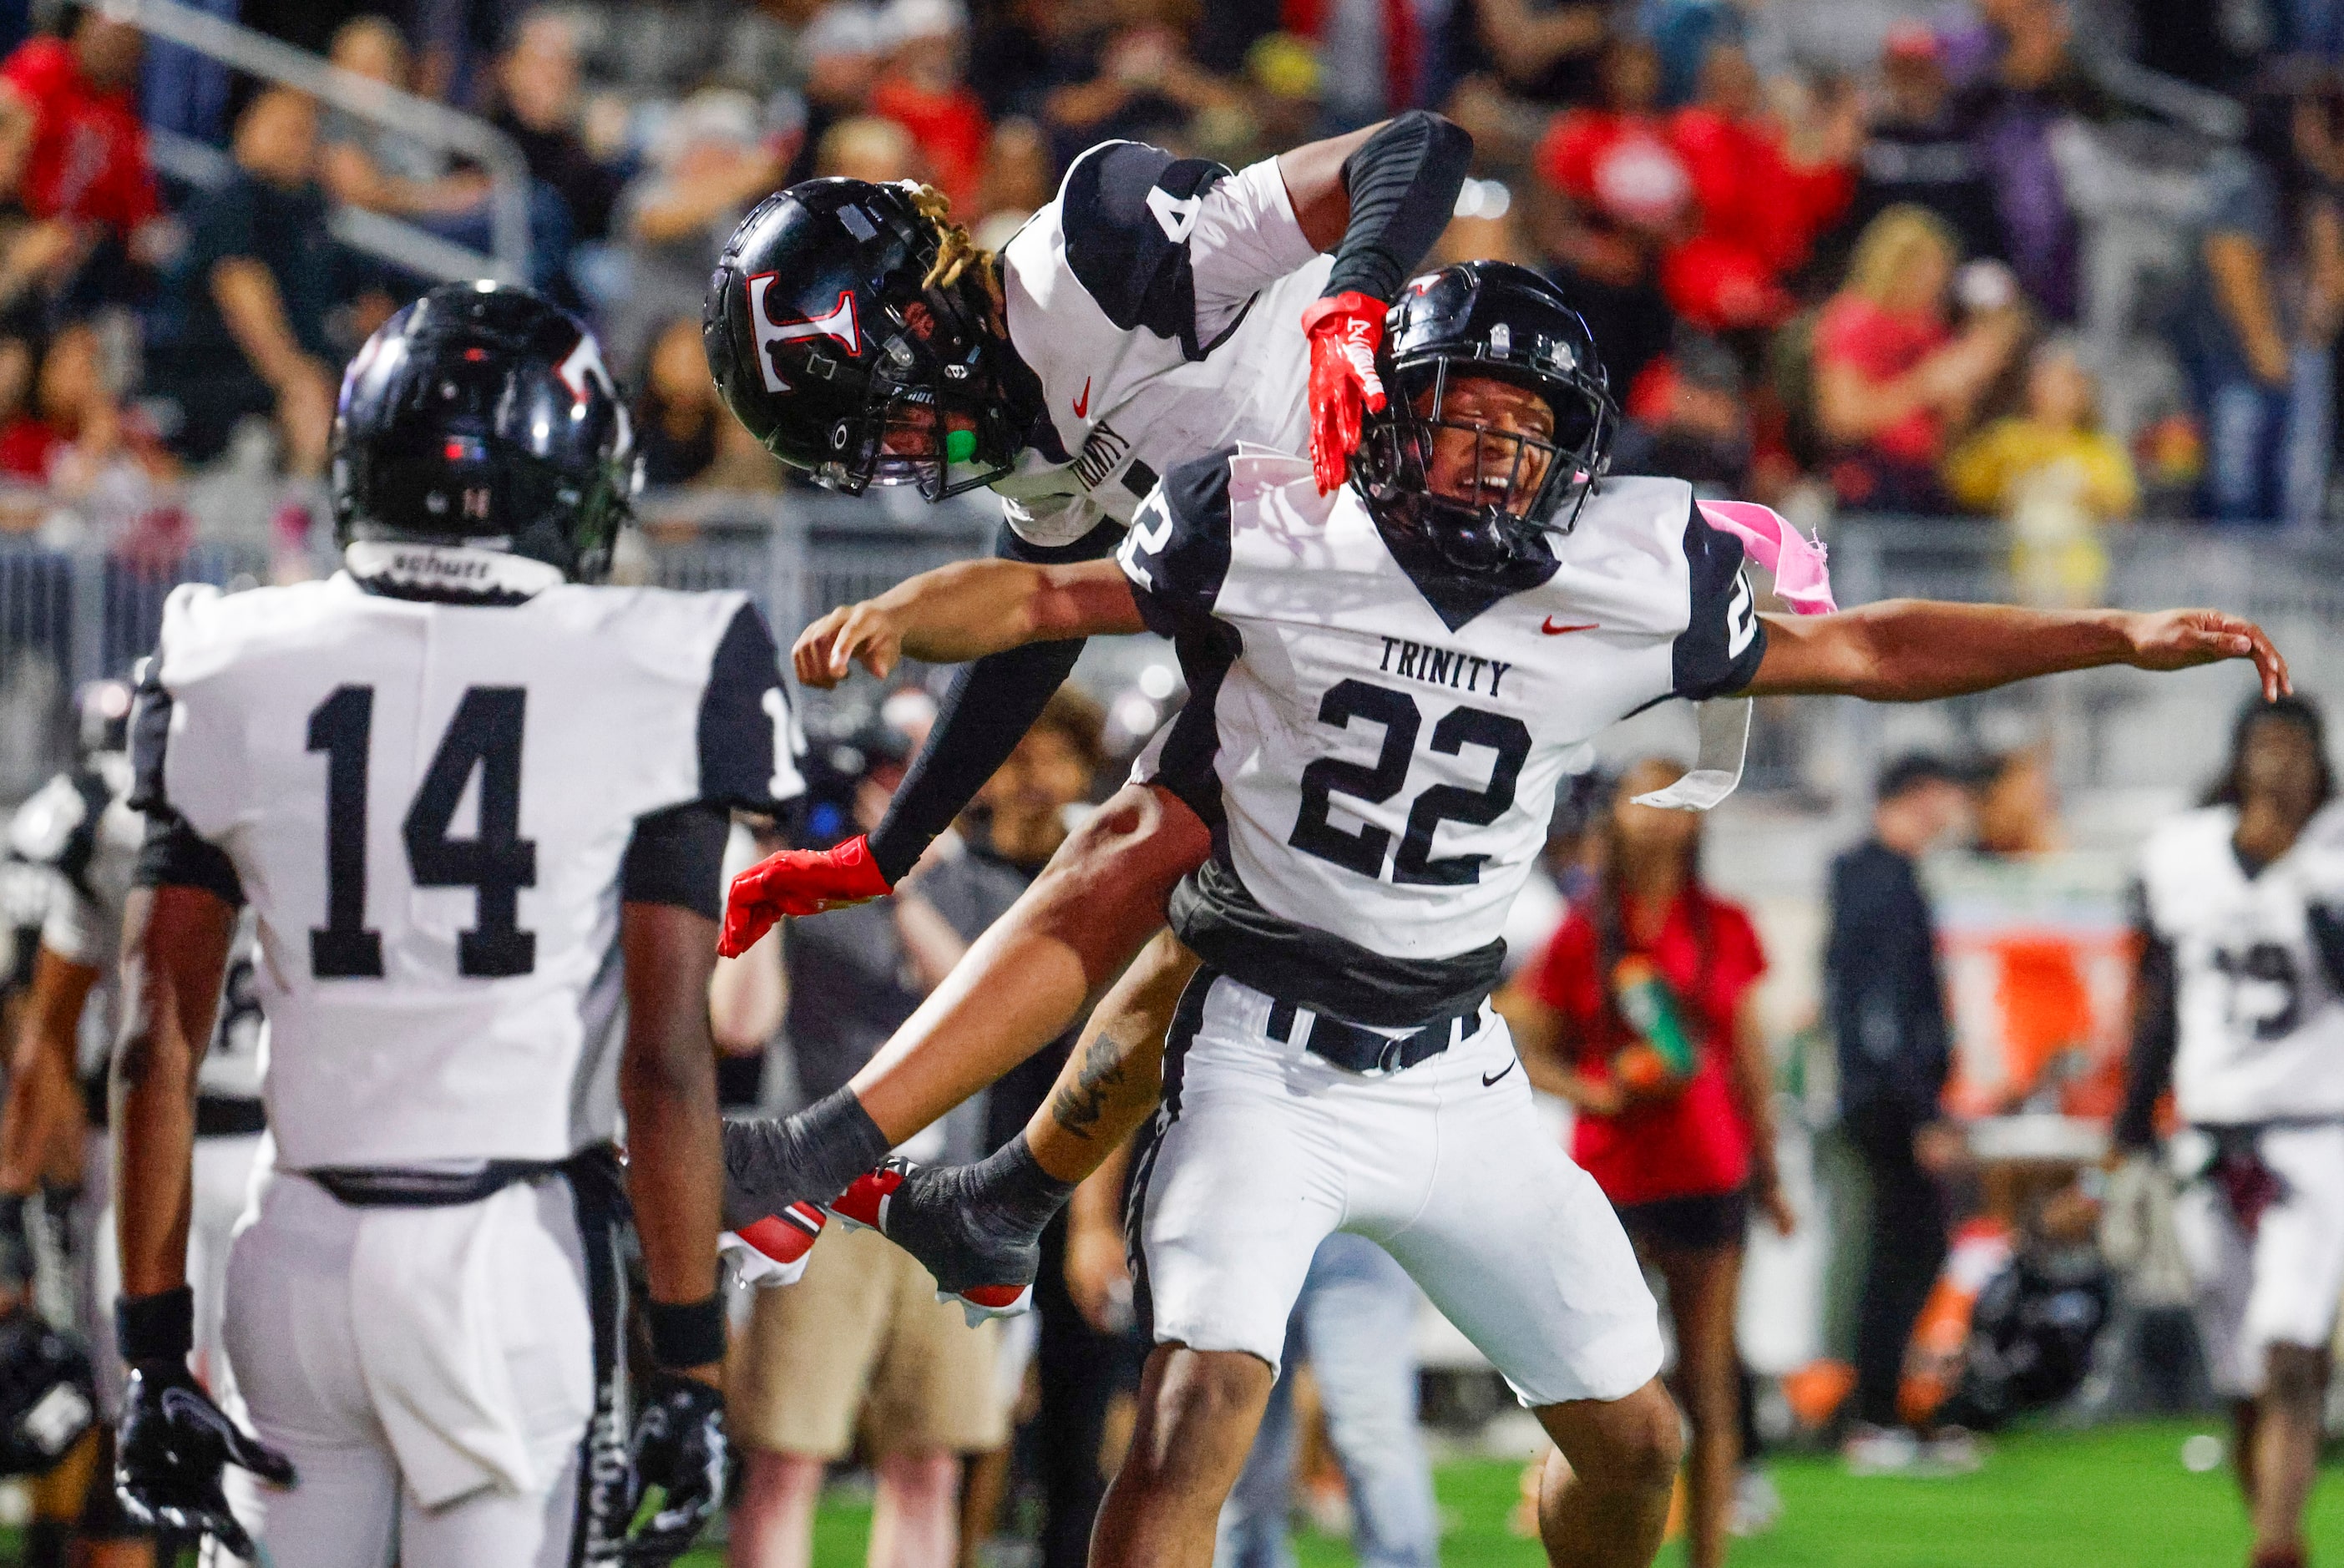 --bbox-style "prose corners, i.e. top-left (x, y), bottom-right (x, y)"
top-left (148, 125), bottom-right (505, 284)
top-left (100, 0), bottom-right (532, 283)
